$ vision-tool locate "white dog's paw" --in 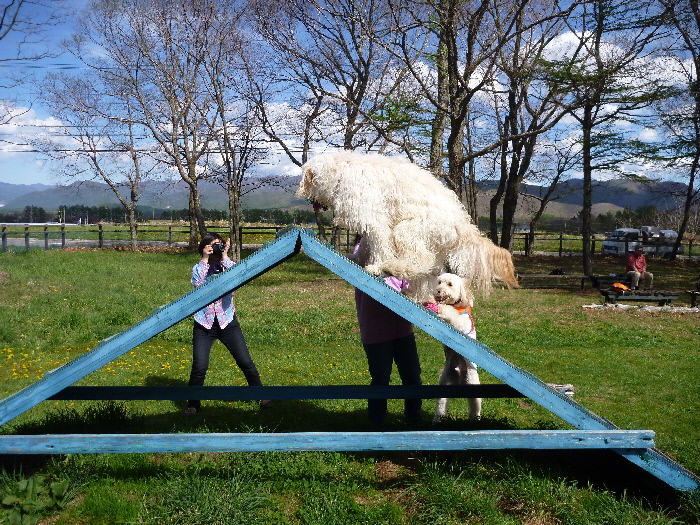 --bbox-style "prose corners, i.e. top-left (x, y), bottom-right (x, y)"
top-left (436, 304), bottom-right (458, 322)
top-left (433, 398), bottom-right (449, 424)
top-left (379, 260), bottom-right (413, 279)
